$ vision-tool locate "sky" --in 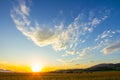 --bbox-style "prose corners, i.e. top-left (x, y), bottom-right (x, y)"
top-left (0, 0), bottom-right (120, 72)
